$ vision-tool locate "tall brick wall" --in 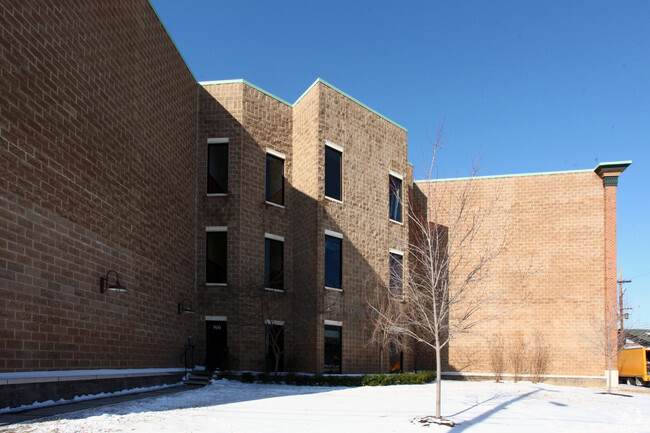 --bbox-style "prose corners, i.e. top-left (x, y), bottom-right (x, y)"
top-left (197, 83), bottom-right (298, 371)
top-left (417, 170), bottom-right (615, 379)
top-left (0, 1), bottom-right (197, 372)
top-left (196, 81), bottom-right (412, 374)
top-left (313, 82), bottom-right (411, 373)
